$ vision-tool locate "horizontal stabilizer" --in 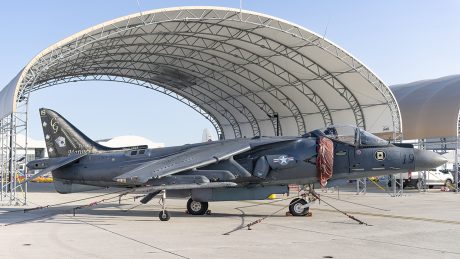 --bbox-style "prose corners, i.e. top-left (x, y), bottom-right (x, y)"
top-left (22, 154), bottom-right (86, 185)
